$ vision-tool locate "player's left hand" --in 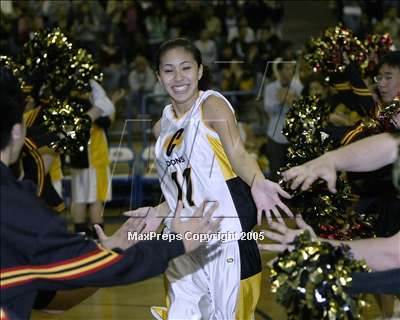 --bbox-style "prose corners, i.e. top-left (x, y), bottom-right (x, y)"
top-left (251, 177), bottom-right (292, 225)
top-left (94, 217), bottom-right (146, 250)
